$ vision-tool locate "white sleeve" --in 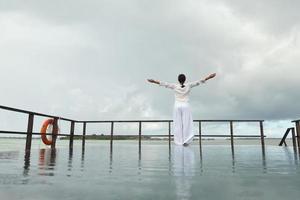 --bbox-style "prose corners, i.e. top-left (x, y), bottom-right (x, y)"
top-left (189, 80), bottom-right (206, 88)
top-left (159, 81), bottom-right (176, 90)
